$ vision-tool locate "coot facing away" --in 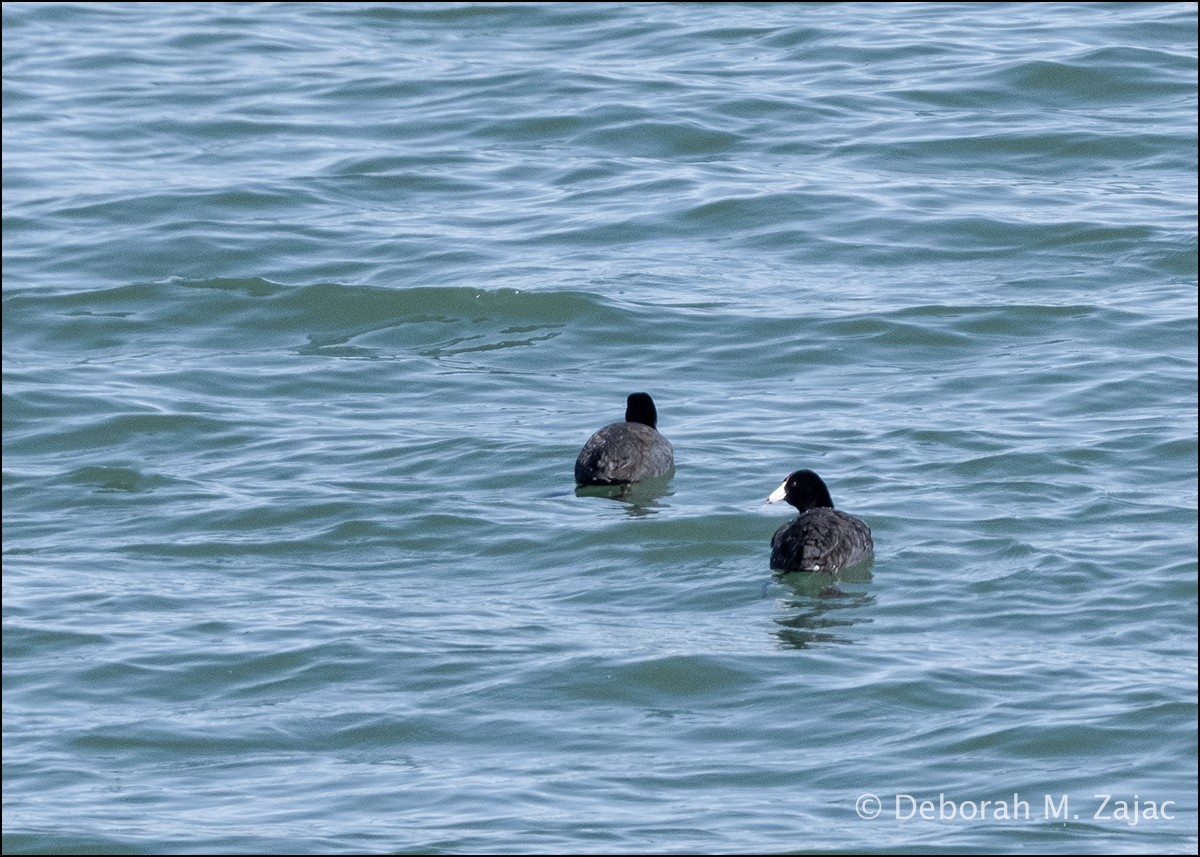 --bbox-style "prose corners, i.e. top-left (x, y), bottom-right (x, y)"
top-left (575, 393), bottom-right (674, 486)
